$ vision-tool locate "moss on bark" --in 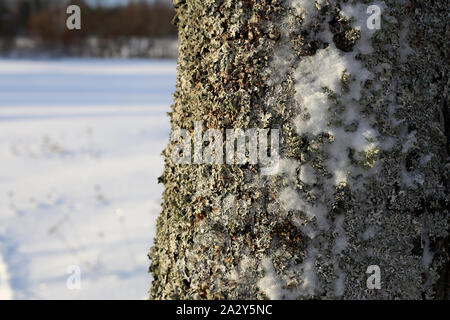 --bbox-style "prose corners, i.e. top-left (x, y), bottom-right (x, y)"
top-left (149, 0), bottom-right (449, 299)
